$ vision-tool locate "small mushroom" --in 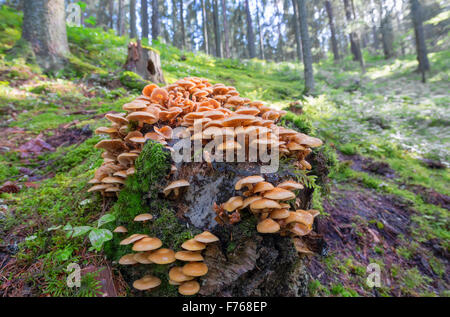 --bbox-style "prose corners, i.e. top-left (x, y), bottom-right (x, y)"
top-left (257, 218), bottom-right (281, 233)
top-left (175, 251), bottom-right (204, 262)
top-left (133, 275), bottom-right (161, 291)
top-left (235, 175), bottom-right (265, 190)
top-left (278, 180), bottom-right (304, 190)
top-left (194, 231), bottom-right (219, 243)
top-left (181, 239), bottom-right (206, 251)
top-left (178, 280), bottom-right (200, 296)
top-left (163, 179), bottom-right (190, 198)
top-left (250, 198), bottom-right (281, 211)
top-left (182, 262), bottom-right (208, 277)
top-left (118, 254), bottom-right (138, 265)
top-left (270, 208), bottom-right (290, 219)
top-left (134, 252), bottom-right (153, 264)
top-left (113, 226), bottom-right (128, 233)
top-left (223, 196), bottom-right (243, 212)
top-left (148, 248), bottom-right (176, 264)
top-left (132, 237), bottom-right (162, 251)
top-left (133, 213), bottom-right (153, 222)
top-left (169, 267), bottom-right (195, 283)
top-left (263, 188), bottom-right (296, 201)
top-left (120, 233), bottom-right (149, 245)
top-left (253, 181), bottom-right (275, 193)
top-left (126, 111), bottom-right (158, 127)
